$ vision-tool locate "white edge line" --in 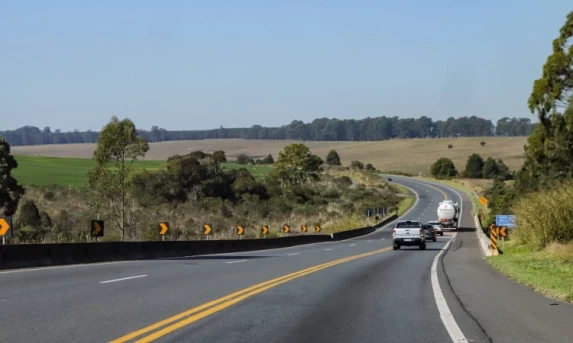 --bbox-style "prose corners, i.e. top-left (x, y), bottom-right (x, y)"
top-left (226, 260), bottom-right (247, 264)
top-left (99, 274), bottom-right (147, 284)
top-left (288, 253), bottom-right (300, 256)
top-left (395, 175), bottom-right (467, 343)
top-left (349, 244), bottom-right (356, 246)
top-left (324, 248), bottom-right (333, 251)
